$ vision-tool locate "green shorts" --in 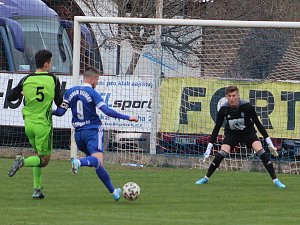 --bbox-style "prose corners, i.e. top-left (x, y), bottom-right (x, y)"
top-left (24, 120), bottom-right (53, 156)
